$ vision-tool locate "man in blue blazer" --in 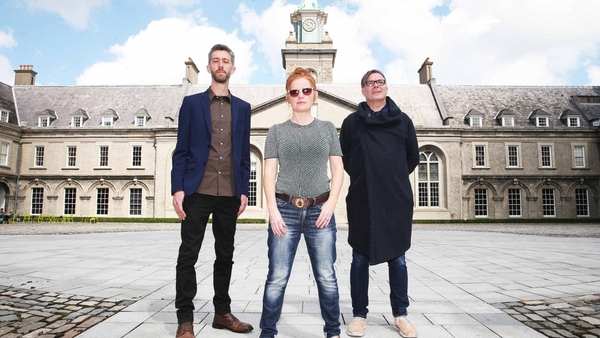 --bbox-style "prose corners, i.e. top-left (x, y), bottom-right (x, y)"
top-left (171, 44), bottom-right (253, 338)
